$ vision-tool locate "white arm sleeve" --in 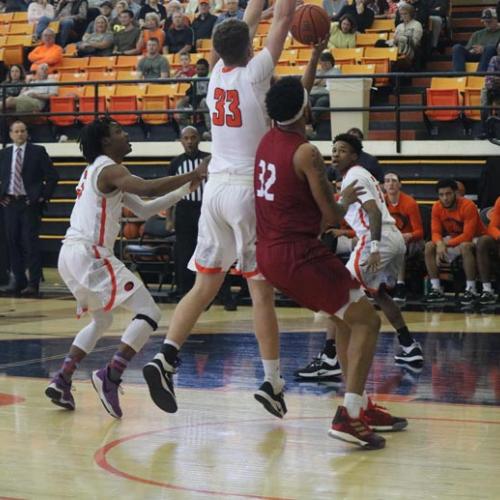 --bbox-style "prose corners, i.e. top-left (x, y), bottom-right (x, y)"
top-left (122, 184), bottom-right (191, 219)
